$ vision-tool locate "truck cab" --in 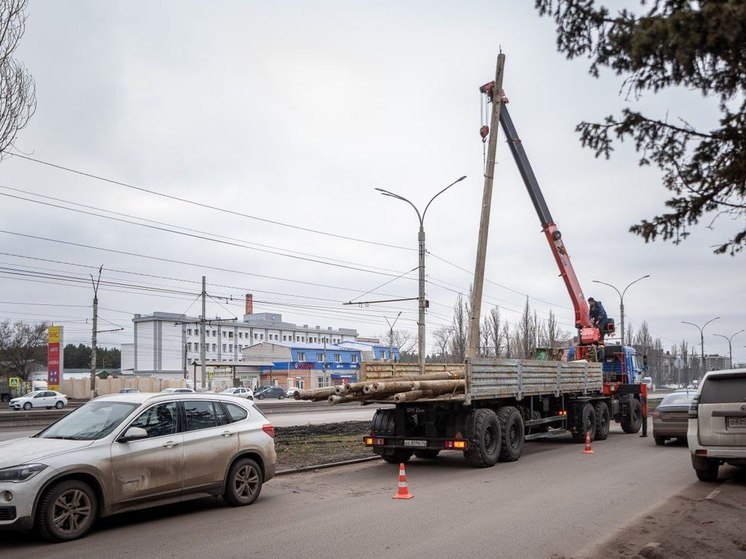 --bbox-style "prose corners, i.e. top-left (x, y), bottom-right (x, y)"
top-left (602, 343), bottom-right (645, 385)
